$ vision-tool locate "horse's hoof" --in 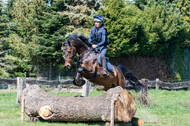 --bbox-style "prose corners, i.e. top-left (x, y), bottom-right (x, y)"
top-left (81, 79), bottom-right (86, 85)
top-left (73, 79), bottom-right (77, 85)
top-left (73, 79), bottom-right (81, 86)
top-left (73, 78), bottom-right (86, 86)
